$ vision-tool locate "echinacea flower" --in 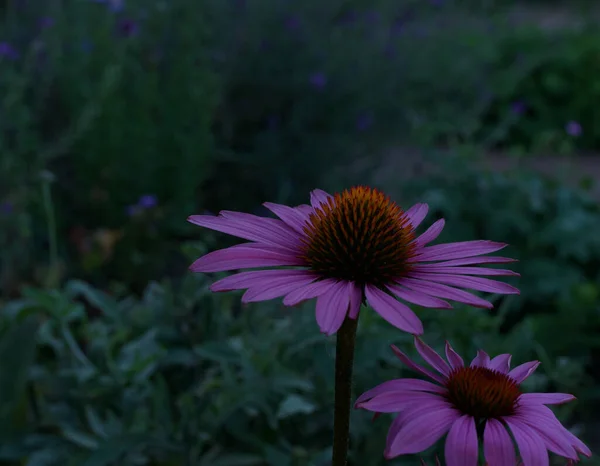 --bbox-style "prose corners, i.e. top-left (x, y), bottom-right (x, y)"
top-left (420, 456), bottom-right (579, 465)
top-left (355, 337), bottom-right (592, 465)
top-left (188, 187), bottom-right (519, 335)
